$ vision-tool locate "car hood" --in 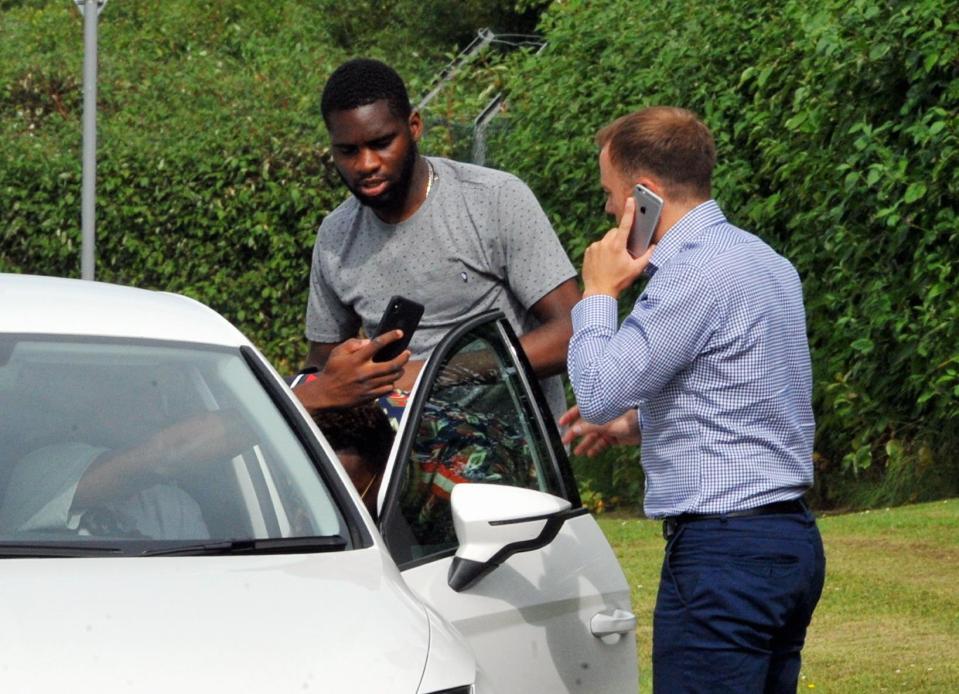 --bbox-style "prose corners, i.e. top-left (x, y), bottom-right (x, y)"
top-left (0, 547), bottom-right (431, 692)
